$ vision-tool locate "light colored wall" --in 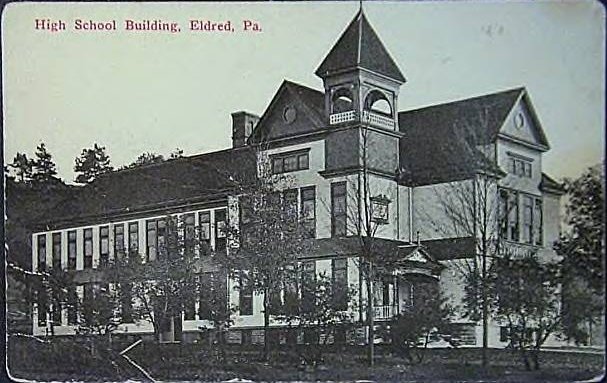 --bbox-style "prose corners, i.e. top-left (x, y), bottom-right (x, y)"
top-left (412, 179), bottom-right (475, 240)
top-left (497, 139), bottom-right (543, 195)
top-left (397, 185), bottom-right (412, 242)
